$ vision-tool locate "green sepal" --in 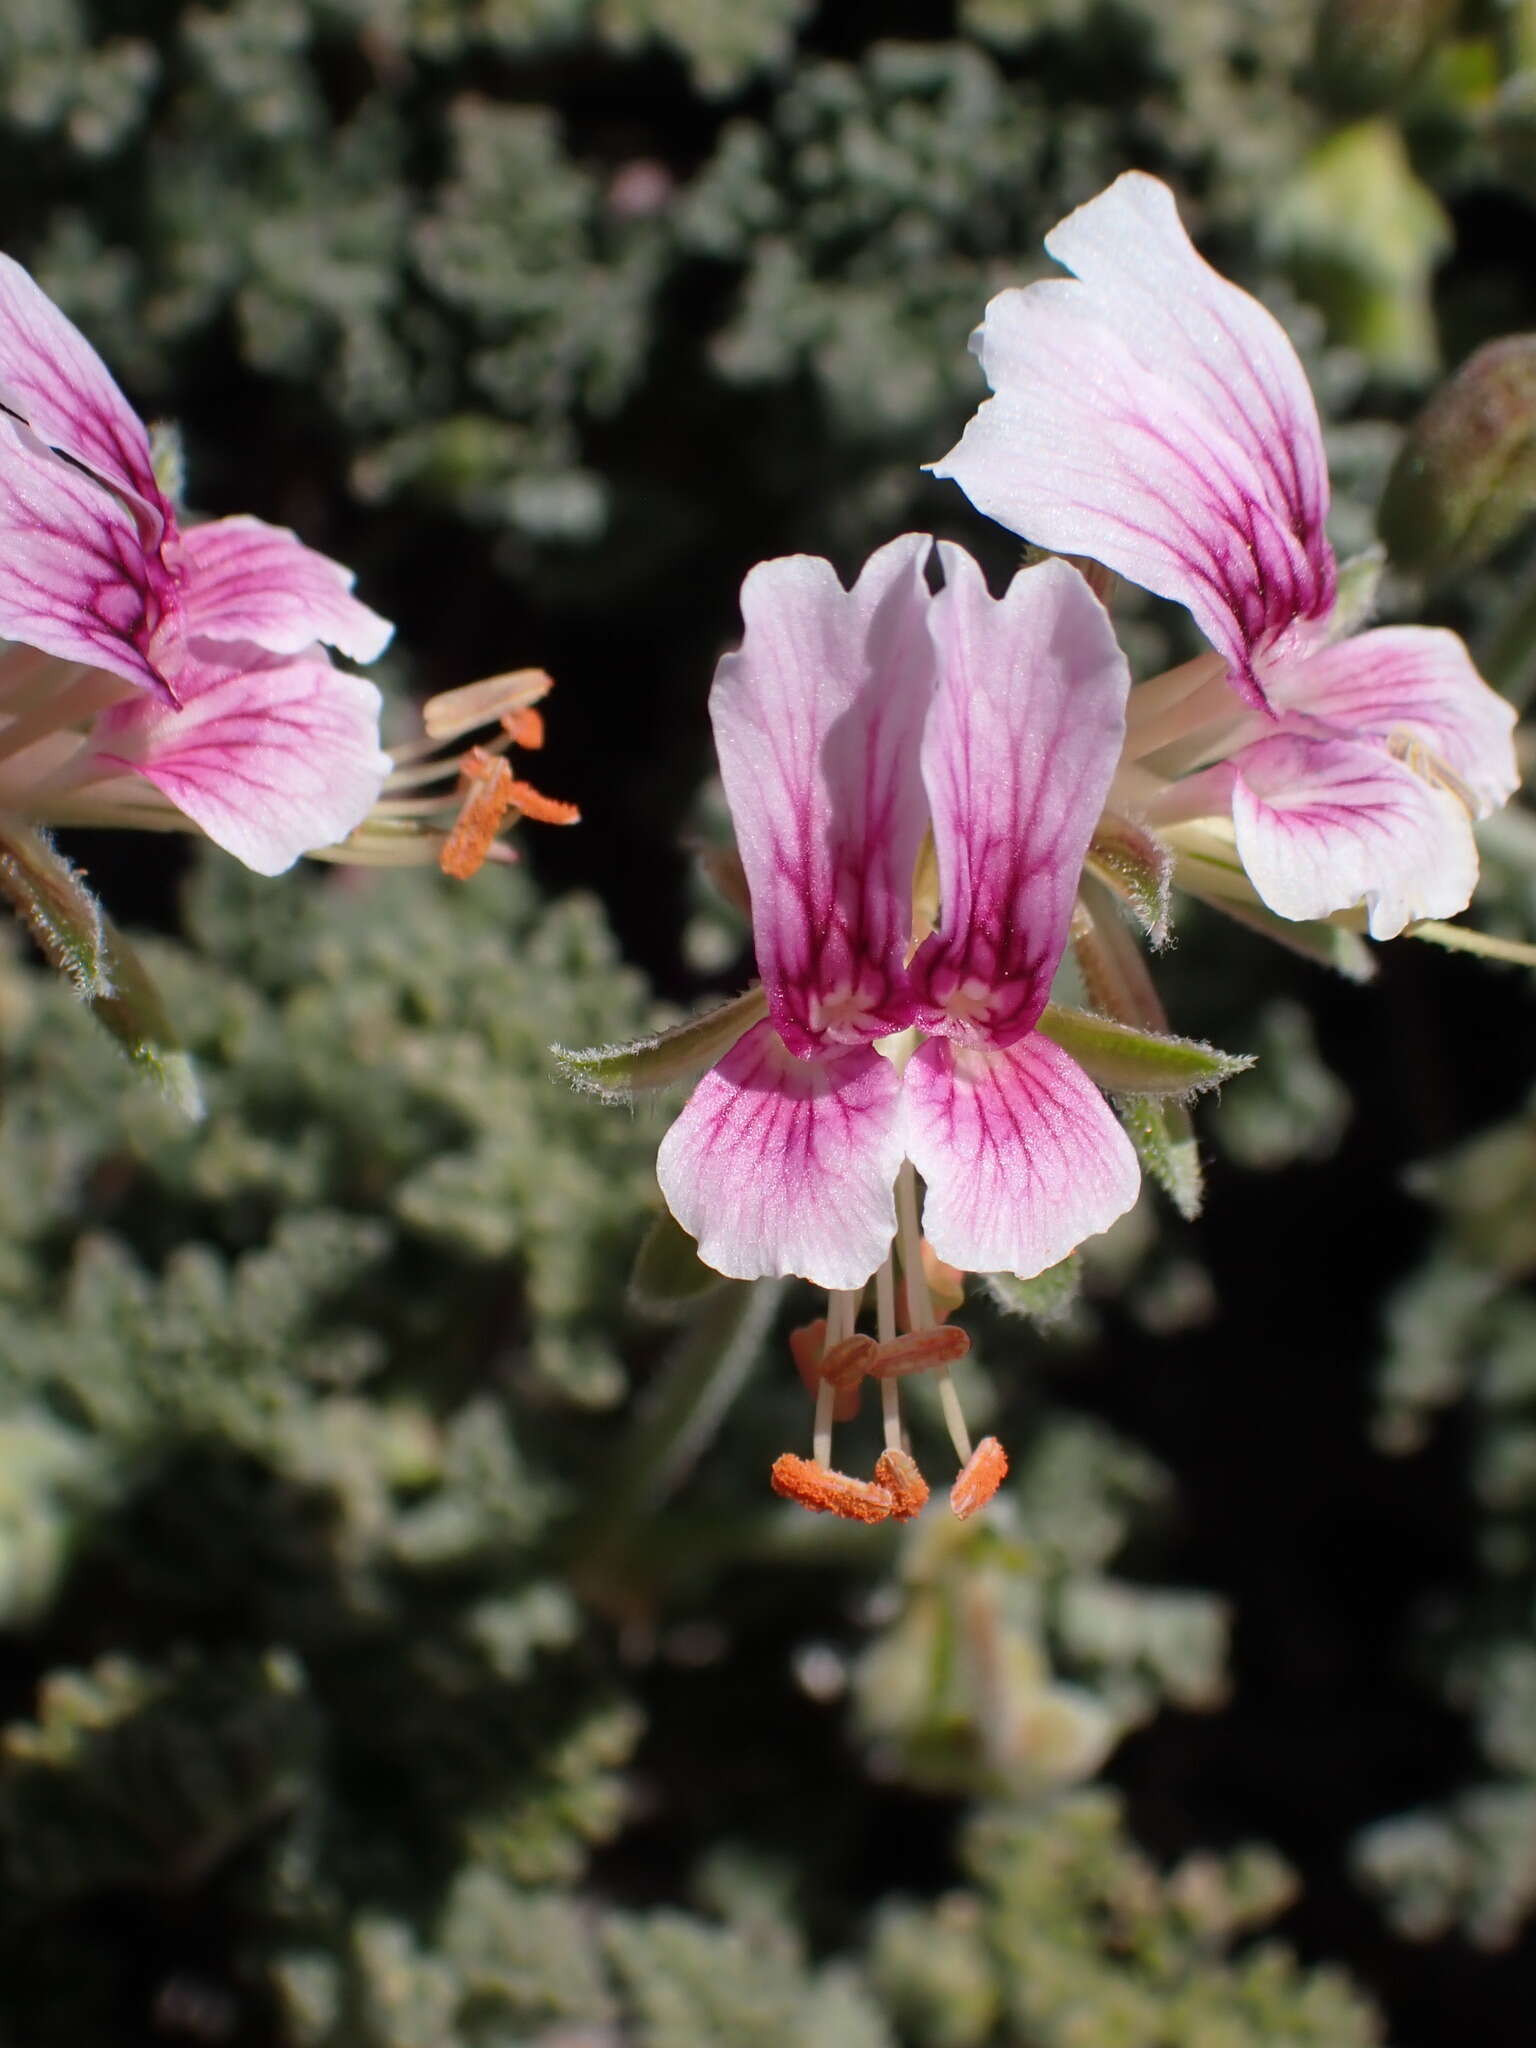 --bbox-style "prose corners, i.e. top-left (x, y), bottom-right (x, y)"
top-left (628, 1209), bottom-right (729, 1318)
top-left (1085, 816), bottom-right (1173, 944)
top-left (981, 1257), bottom-right (1082, 1327)
top-left (0, 823), bottom-right (201, 1116)
top-left (1037, 1003), bottom-right (1253, 1099)
top-left (1115, 1096), bottom-right (1203, 1220)
top-left (553, 983), bottom-right (769, 1101)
